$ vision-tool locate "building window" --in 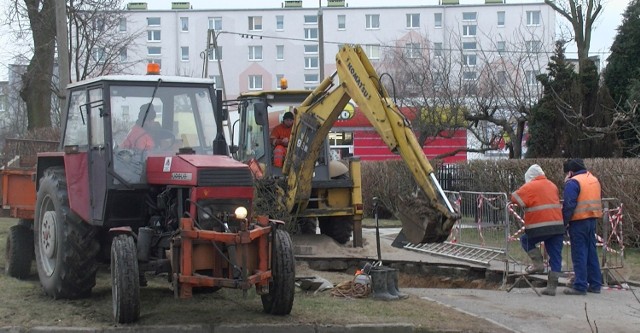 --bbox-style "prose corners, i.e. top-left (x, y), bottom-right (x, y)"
top-left (147, 30), bottom-right (161, 42)
top-left (406, 43), bottom-right (421, 59)
top-left (462, 12), bottom-right (477, 21)
top-left (463, 25), bottom-right (477, 37)
top-left (526, 70), bottom-right (540, 85)
top-left (147, 46), bottom-right (161, 56)
top-left (497, 71), bottom-right (507, 85)
top-left (338, 15), bottom-right (346, 30)
top-left (248, 46), bottom-right (263, 61)
top-left (527, 11), bottom-right (541, 26)
top-left (119, 18), bottom-right (127, 32)
top-left (304, 27), bottom-right (318, 40)
top-left (180, 17), bottom-right (189, 31)
top-left (365, 44), bottom-right (380, 60)
top-left (304, 74), bottom-right (319, 83)
top-left (276, 15), bottom-right (284, 30)
top-left (305, 56), bottom-right (319, 69)
top-left (249, 16), bottom-right (262, 31)
top-left (406, 13), bottom-right (420, 28)
top-left (526, 40), bottom-right (542, 53)
top-left (497, 11), bottom-right (505, 27)
top-left (92, 47), bottom-right (105, 63)
top-left (434, 42), bottom-right (443, 57)
top-left (463, 71), bottom-right (477, 81)
top-left (365, 14), bottom-right (380, 29)
top-left (147, 59), bottom-right (162, 67)
top-left (209, 75), bottom-right (224, 89)
top-left (181, 47), bottom-right (189, 61)
top-left (147, 17), bottom-right (160, 26)
top-left (208, 17), bottom-right (222, 30)
top-left (276, 74), bottom-right (285, 89)
top-left (434, 13), bottom-right (442, 28)
top-left (208, 46), bottom-right (222, 60)
top-left (497, 41), bottom-right (506, 55)
top-left (462, 41), bottom-right (477, 50)
top-left (276, 45), bottom-right (284, 60)
top-left (304, 45), bottom-right (319, 54)
top-left (119, 47), bottom-right (127, 62)
top-left (249, 75), bottom-right (263, 90)
top-left (304, 15), bottom-right (318, 24)
top-left (463, 54), bottom-right (477, 66)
